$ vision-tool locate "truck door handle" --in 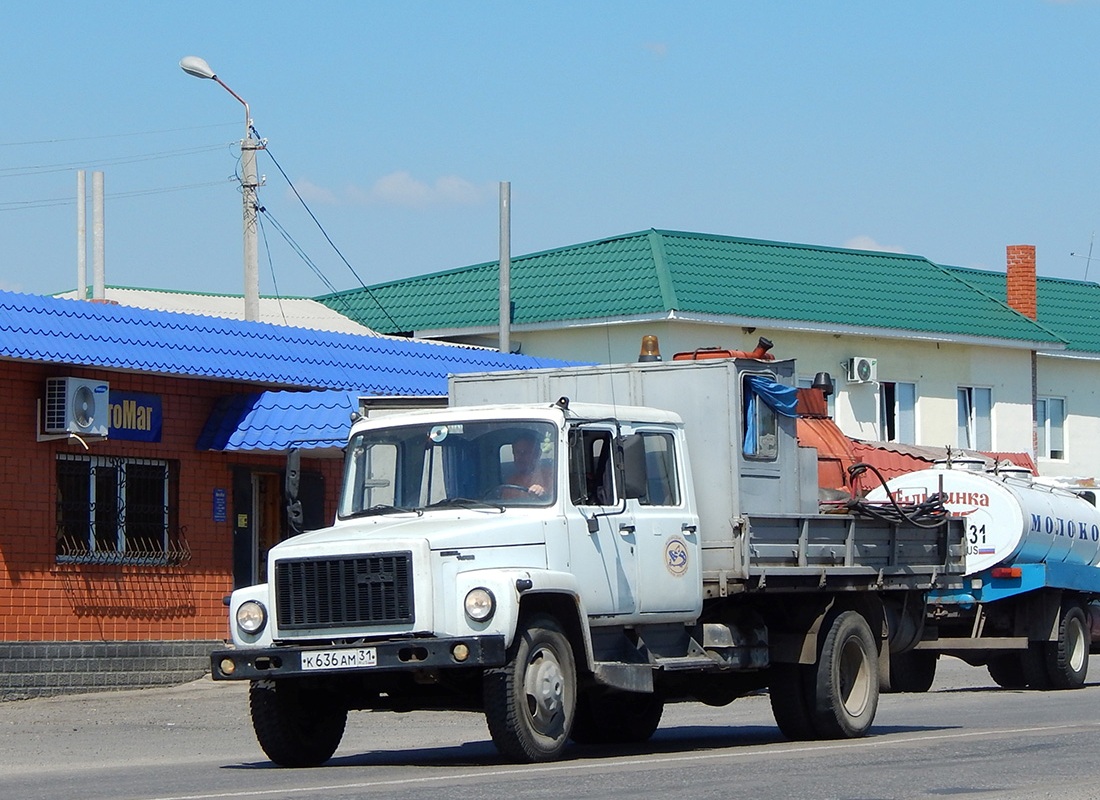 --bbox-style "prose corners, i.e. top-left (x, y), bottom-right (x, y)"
top-left (618, 523), bottom-right (635, 536)
top-left (682, 523), bottom-right (697, 535)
